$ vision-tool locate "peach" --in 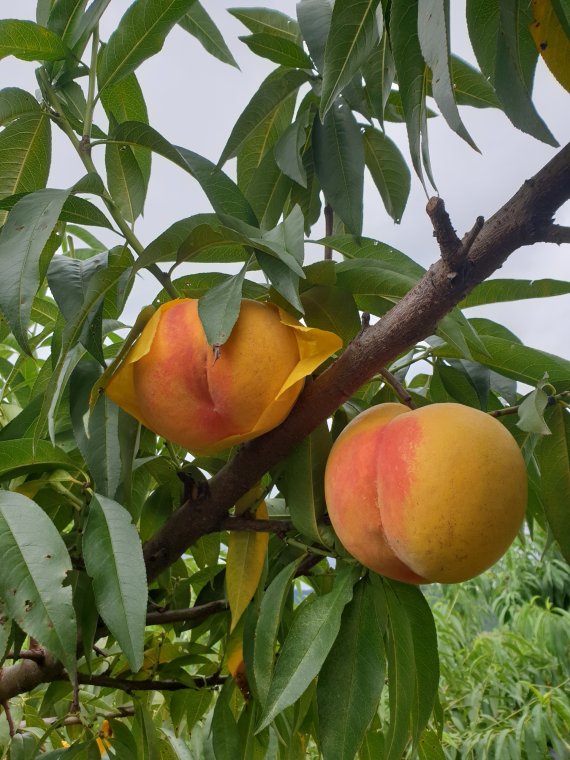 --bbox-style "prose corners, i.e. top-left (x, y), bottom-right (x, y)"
top-left (324, 403), bottom-right (527, 584)
top-left (105, 298), bottom-right (341, 455)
